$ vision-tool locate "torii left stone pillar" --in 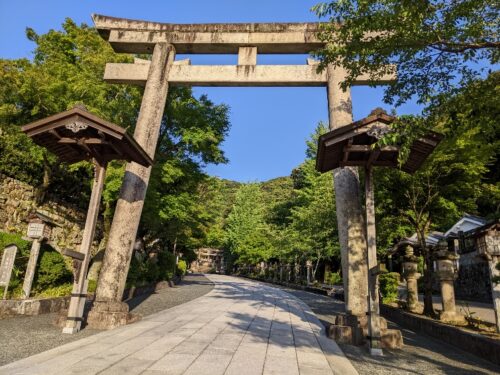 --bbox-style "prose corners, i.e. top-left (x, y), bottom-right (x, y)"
top-left (88, 43), bottom-right (175, 329)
